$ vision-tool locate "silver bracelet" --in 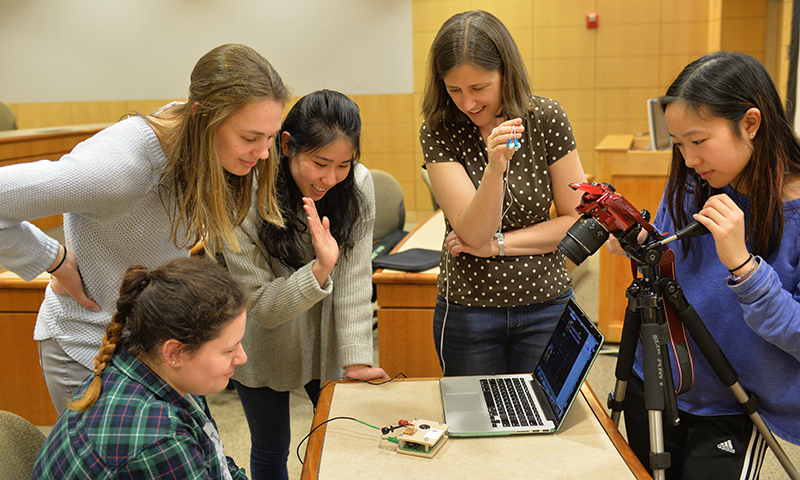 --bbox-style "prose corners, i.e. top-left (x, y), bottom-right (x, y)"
top-left (494, 232), bottom-right (505, 256)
